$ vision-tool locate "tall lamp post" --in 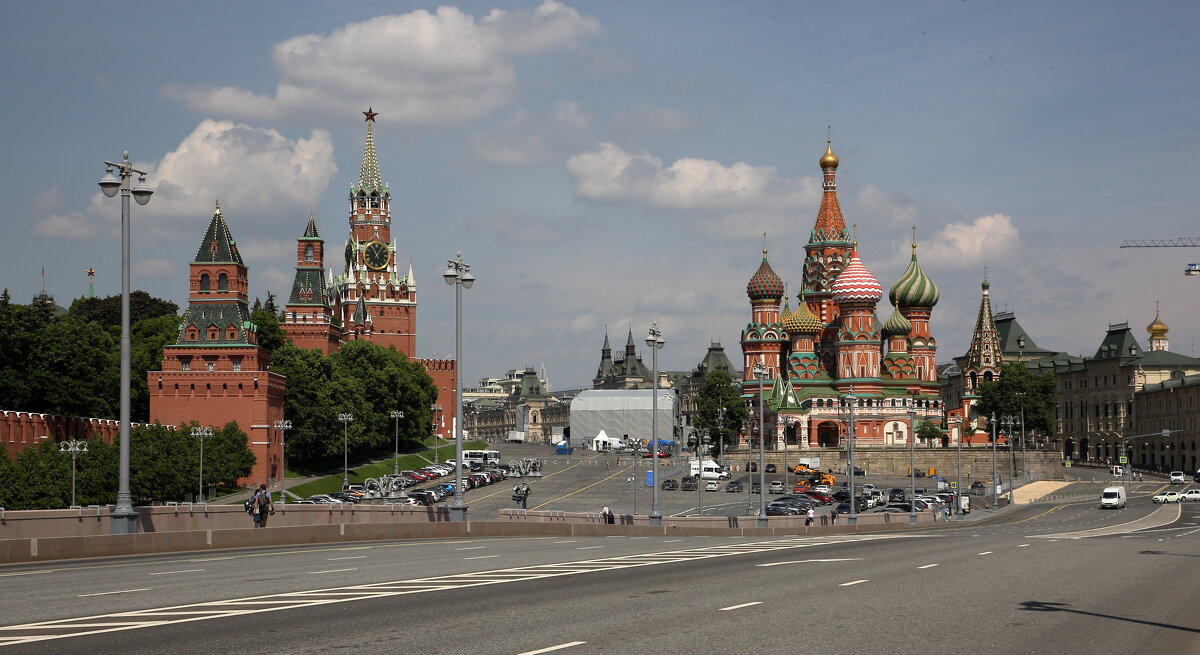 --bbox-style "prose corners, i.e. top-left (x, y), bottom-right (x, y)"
top-left (98, 151), bottom-right (153, 534)
top-left (431, 403), bottom-right (443, 464)
top-left (272, 420), bottom-right (291, 504)
top-left (845, 388), bottom-right (858, 526)
top-left (390, 410), bottom-right (405, 475)
top-left (191, 426), bottom-right (213, 502)
top-left (688, 428), bottom-right (710, 517)
top-left (907, 406), bottom-right (918, 525)
top-left (59, 438), bottom-right (89, 508)
top-left (338, 413), bottom-right (354, 488)
top-left (990, 412), bottom-right (999, 505)
top-left (753, 363), bottom-right (769, 528)
top-left (1015, 391), bottom-right (1027, 482)
top-left (951, 417), bottom-right (963, 519)
top-left (444, 251), bottom-right (475, 522)
top-left (1002, 415), bottom-right (1019, 501)
top-left (646, 322), bottom-right (665, 527)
